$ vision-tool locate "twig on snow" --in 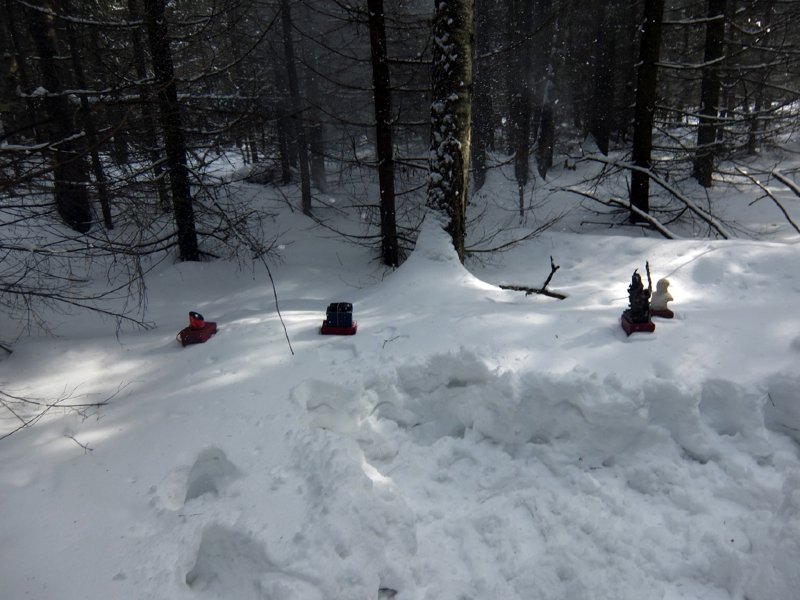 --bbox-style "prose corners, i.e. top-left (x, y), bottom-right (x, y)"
top-left (500, 256), bottom-right (566, 299)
